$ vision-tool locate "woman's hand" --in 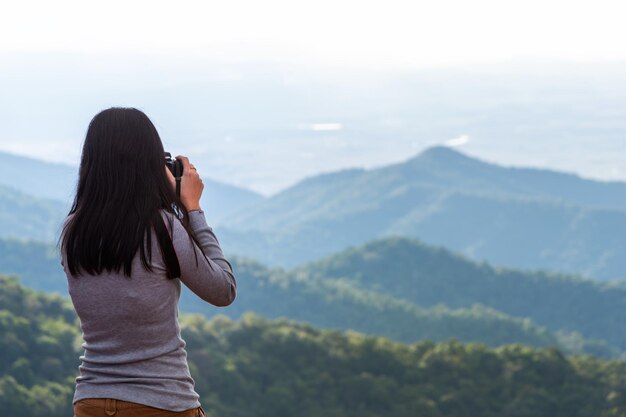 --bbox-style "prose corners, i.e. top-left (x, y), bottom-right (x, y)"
top-left (164, 155), bottom-right (204, 211)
